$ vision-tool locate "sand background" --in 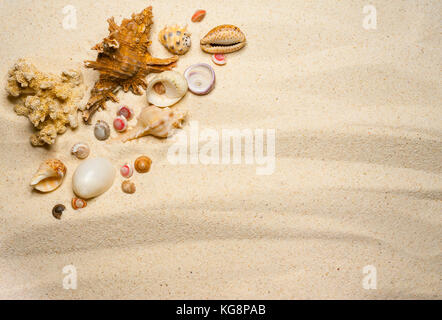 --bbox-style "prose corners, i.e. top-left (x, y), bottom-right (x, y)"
top-left (0, 0), bottom-right (441, 299)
